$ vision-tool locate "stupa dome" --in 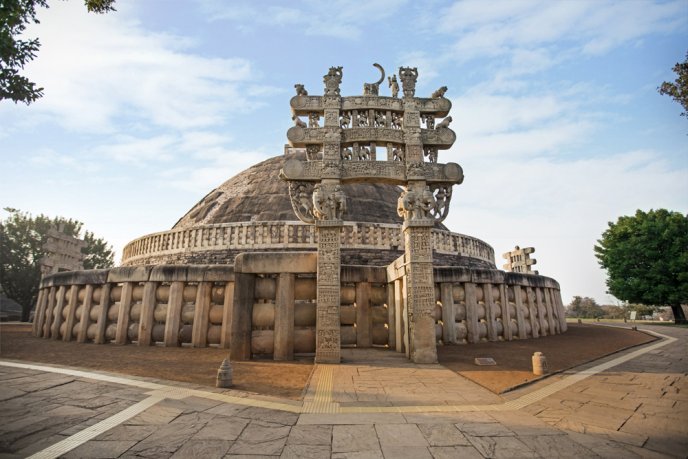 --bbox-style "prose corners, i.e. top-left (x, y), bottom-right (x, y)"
top-left (121, 150), bottom-right (494, 268)
top-left (173, 151), bottom-right (432, 229)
